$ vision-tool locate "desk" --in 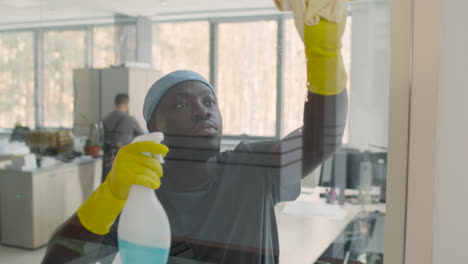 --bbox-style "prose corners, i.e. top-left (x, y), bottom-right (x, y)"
top-left (277, 190), bottom-right (385, 264)
top-left (0, 156), bottom-right (101, 249)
